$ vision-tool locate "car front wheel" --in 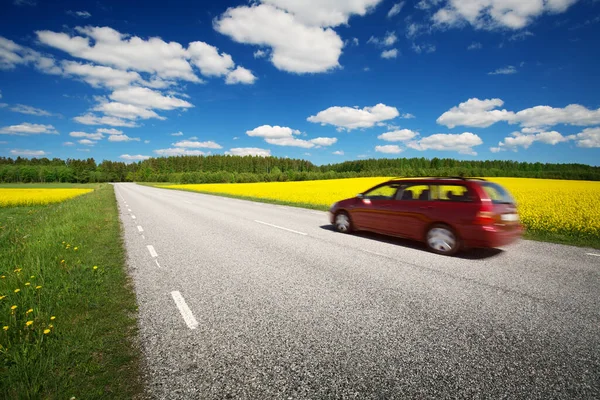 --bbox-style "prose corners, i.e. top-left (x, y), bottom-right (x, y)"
top-left (426, 224), bottom-right (460, 255)
top-left (334, 212), bottom-right (353, 234)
